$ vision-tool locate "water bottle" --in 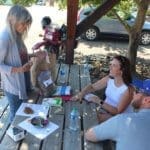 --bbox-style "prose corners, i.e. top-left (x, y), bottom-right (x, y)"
top-left (83, 63), bottom-right (89, 76)
top-left (59, 69), bottom-right (66, 85)
top-left (69, 107), bottom-right (79, 131)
